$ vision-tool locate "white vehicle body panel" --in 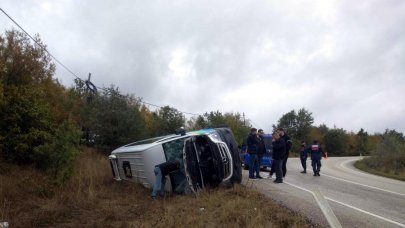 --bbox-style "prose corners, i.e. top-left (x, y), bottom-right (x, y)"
top-left (108, 129), bottom-right (237, 193)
